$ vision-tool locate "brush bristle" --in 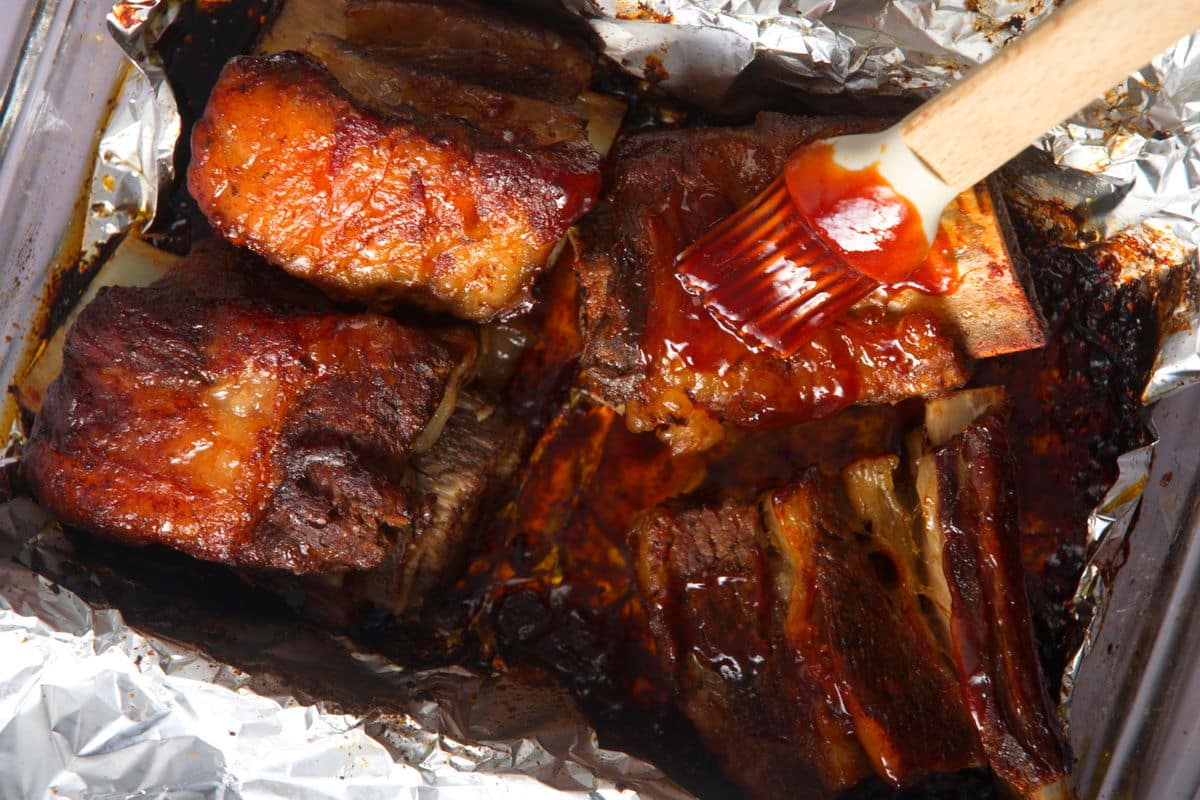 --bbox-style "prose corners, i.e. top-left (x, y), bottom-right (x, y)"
top-left (676, 176), bottom-right (879, 357)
